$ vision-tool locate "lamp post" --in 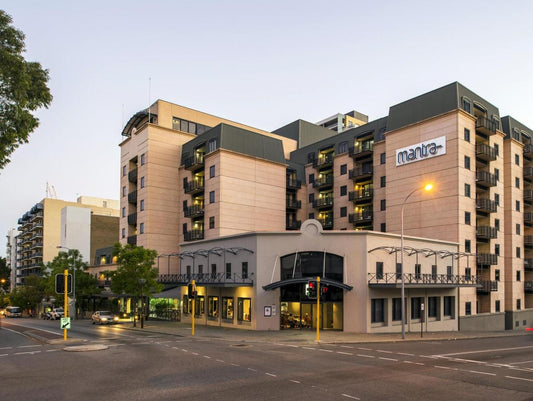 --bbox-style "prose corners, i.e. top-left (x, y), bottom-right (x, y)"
top-left (139, 278), bottom-right (146, 329)
top-left (401, 183), bottom-right (433, 339)
top-left (56, 246), bottom-right (76, 319)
